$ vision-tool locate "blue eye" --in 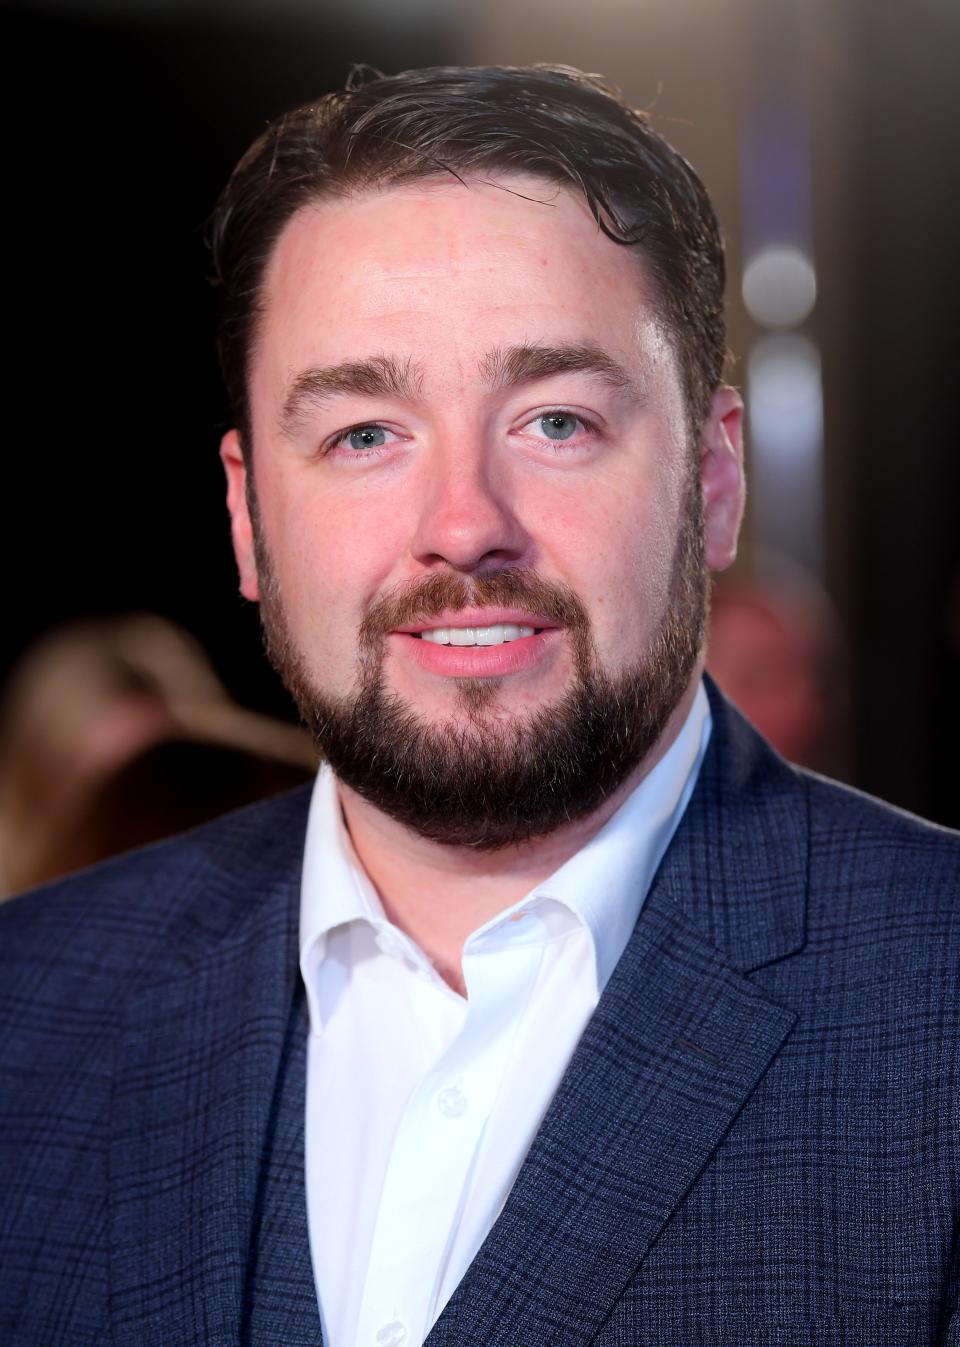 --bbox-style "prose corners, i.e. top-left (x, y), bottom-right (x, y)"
top-left (539, 413), bottom-right (578, 441)
top-left (324, 422), bottom-right (403, 459)
top-left (347, 425), bottom-right (387, 450)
